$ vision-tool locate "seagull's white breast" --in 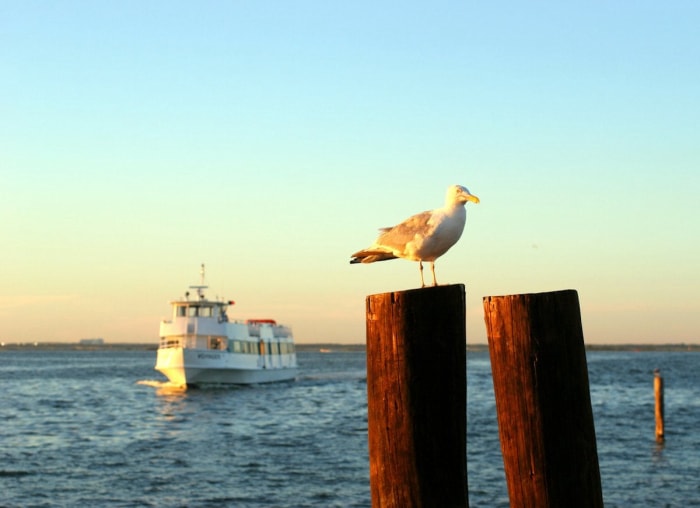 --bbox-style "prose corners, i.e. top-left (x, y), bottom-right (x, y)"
top-left (414, 207), bottom-right (466, 261)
